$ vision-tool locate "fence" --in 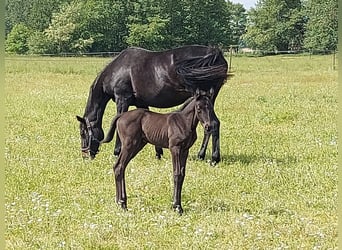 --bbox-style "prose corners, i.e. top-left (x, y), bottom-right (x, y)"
top-left (224, 45), bottom-right (338, 72)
